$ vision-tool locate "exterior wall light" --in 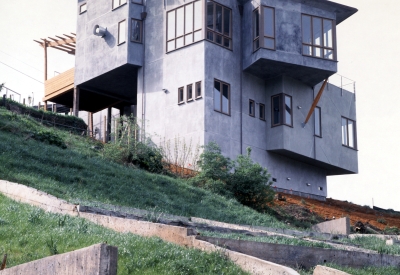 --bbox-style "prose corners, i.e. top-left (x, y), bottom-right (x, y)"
top-left (162, 89), bottom-right (168, 94)
top-left (93, 25), bottom-right (107, 38)
top-left (306, 183), bottom-right (311, 186)
top-left (287, 177), bottom-right (291, 181)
